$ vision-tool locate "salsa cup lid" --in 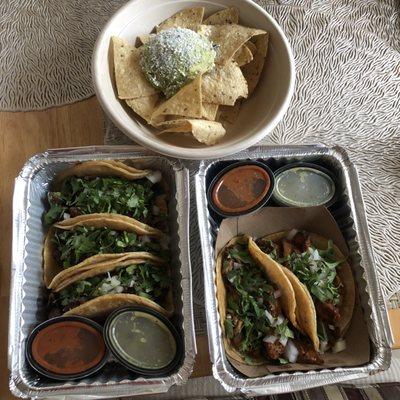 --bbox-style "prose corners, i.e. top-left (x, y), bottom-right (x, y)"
top-left (272, 162), bottom-right (338, 208)
top-left (25, 315), bottom-right (108, 381)
top-left (103, 306), bottom-right (183, 377)
top-left (207, 160), bottom-right (275, 218)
